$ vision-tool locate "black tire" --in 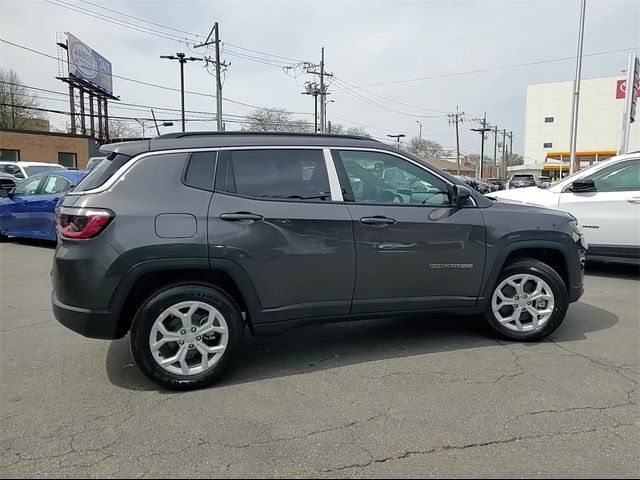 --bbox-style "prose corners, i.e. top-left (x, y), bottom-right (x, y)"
top-left (484, 257), bottom-right (569, 341)
top-left (130, 283), bottom-right (244, 390)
